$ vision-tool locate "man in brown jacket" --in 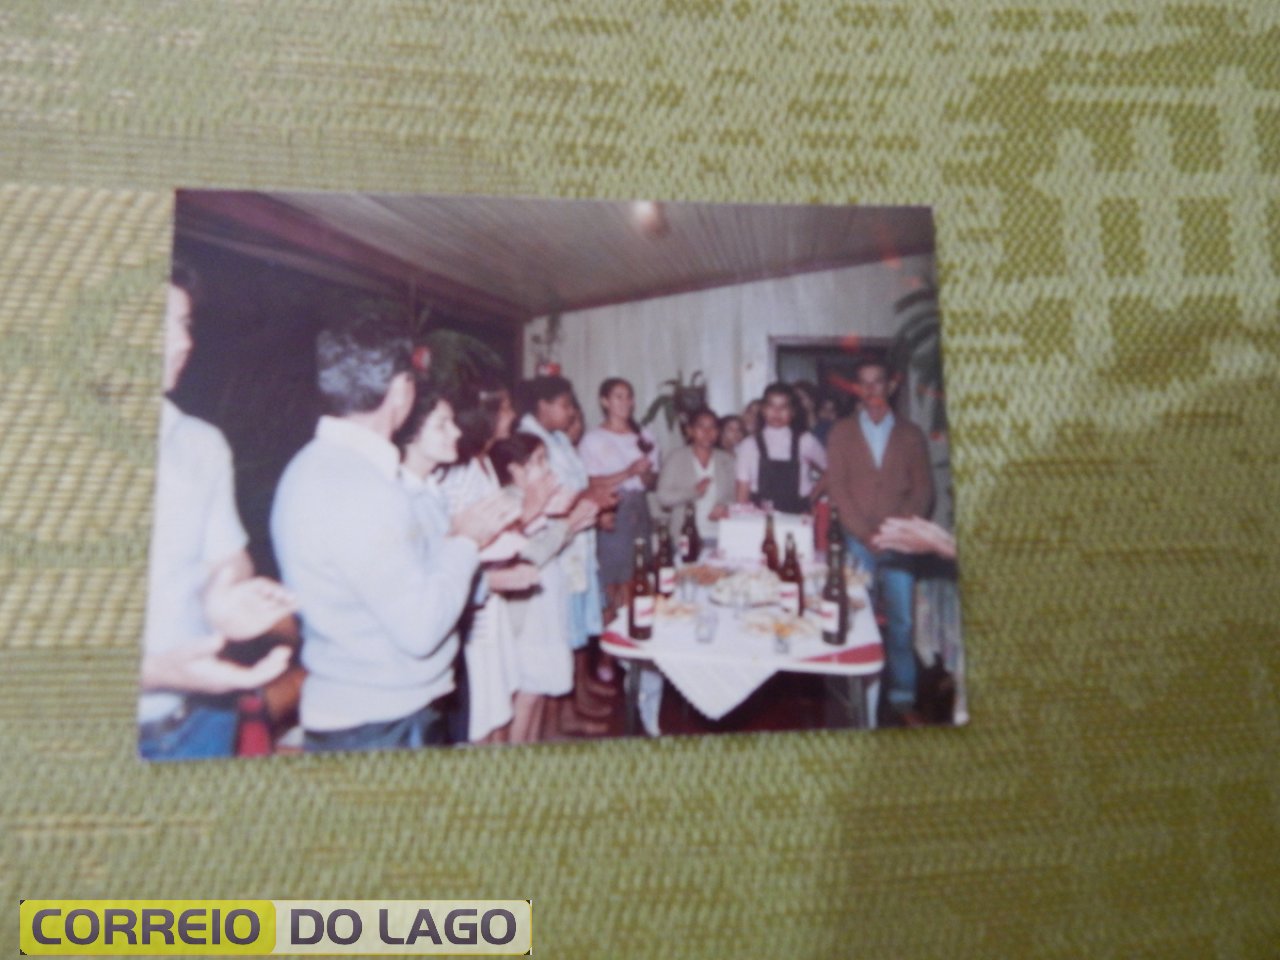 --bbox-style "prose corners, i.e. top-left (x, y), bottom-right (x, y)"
top-left (826, 357), bottom-right (934, 723)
